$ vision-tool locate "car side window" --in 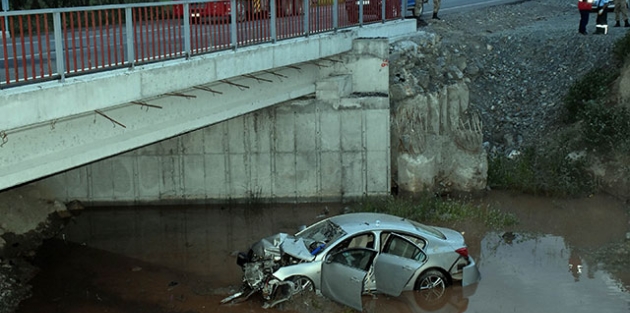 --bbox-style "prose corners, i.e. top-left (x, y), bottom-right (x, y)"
top-left (382, 235), bottom-right (427, 262)
top-left (329, 248), bottom-right (377, 271)
top-left (380, 232), bottom-right (426, 250)
top-left (330, 232), bottom-right (375, 255)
